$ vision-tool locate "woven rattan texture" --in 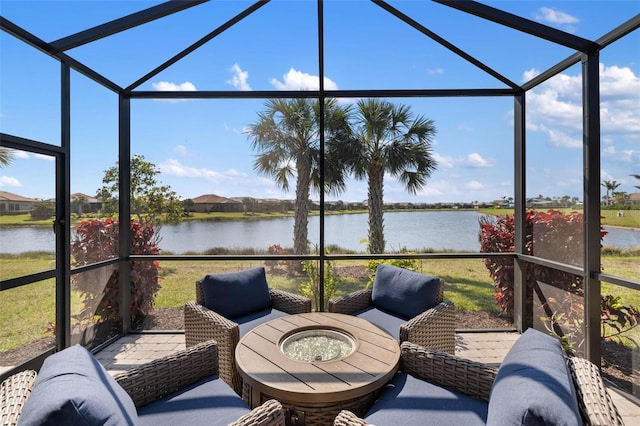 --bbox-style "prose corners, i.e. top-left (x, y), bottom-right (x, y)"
top-left (246, 382), bottom-right (374, 426)
top-left (186, 279), bottom-right (311, 395)
top-left (229, 399), bottom-right (285, 426)
top-left (0, 370), bottom-right (36, 426)
top-left (569, 356), bottom-right (625, 426)
top-left (328, 279), bottom-right (456, 354)
top-left (401, 341), bottom-right (496, 401)
top-left (114, 339), bottom-right (218, 407)
top-left (333, 409), bottom-right (371, 426)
